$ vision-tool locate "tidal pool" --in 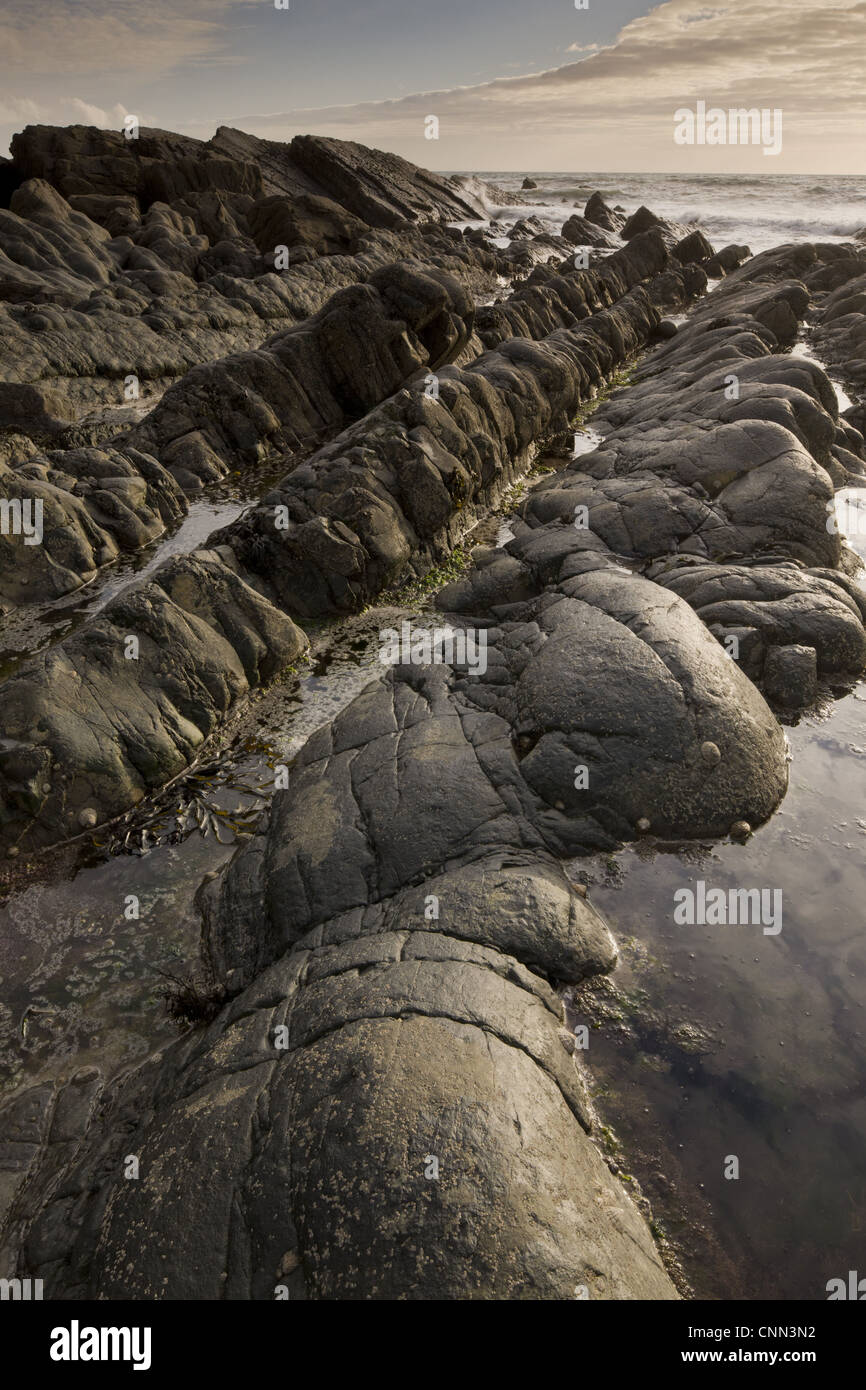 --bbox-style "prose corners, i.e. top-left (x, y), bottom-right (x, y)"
top-left (569, 491), bottom-right (866, 1300)
top-left (0, 495), bottom-right (249, 681)
top-left (0, 604), bottom-right (445, 1103)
